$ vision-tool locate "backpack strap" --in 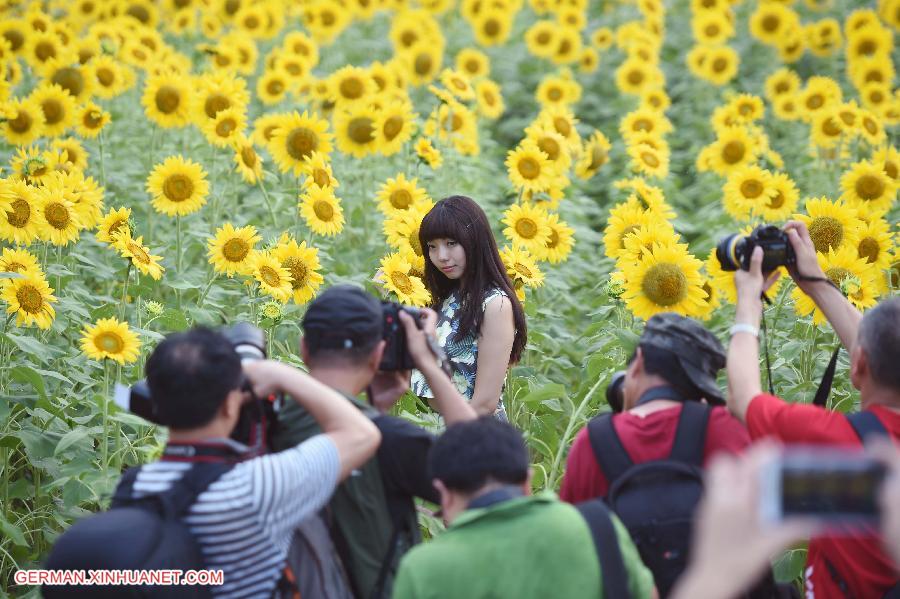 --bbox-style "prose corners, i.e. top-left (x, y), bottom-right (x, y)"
top-left (112, 463), bottom-right (234, 516)
top-left (576, 499), bottom-right (632, 599)
top-left (668, 401), bottom-right (711, 466)
top-left (587, 414), bottom-right (634, 486)
top-left (846, 411), bottom-right (890, 444)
